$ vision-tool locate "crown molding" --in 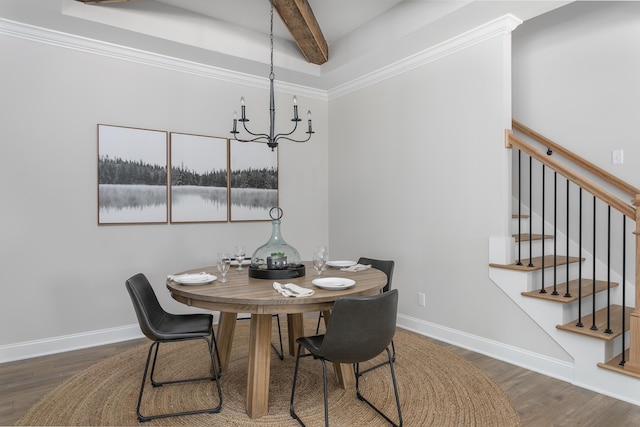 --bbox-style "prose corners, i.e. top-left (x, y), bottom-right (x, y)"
top-left (327, 14), bottom-right (522, 100)
top-left (0, 18), bottom-right (327, 101)
top-left (1, 14), bottom-right (521, 104)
